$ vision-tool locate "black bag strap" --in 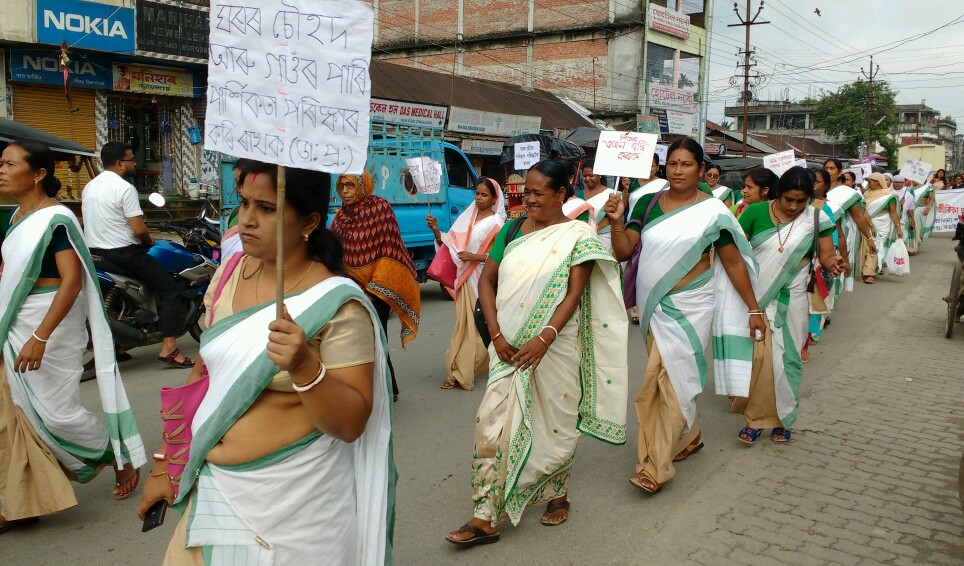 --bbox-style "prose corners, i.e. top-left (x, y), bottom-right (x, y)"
top-left (506, 216), bottom-right (526, 244)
